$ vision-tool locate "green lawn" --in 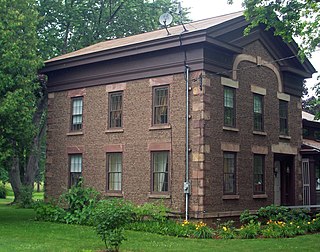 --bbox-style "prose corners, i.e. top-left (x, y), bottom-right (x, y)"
top-left (0, 203), bottom-right (320, 252)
